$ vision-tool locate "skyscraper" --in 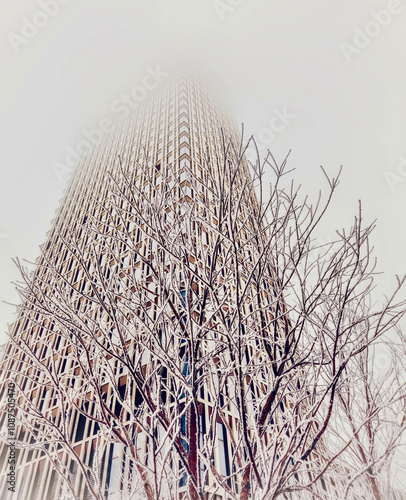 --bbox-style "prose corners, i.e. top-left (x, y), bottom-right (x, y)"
top-left (0, 74), bottom-right (337, 500)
